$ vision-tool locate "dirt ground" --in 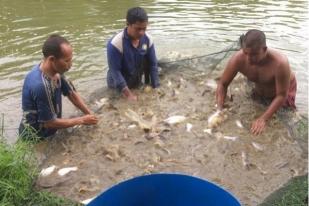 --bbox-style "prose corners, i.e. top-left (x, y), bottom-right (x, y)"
top-left (34, 61), bottom-right (308, 206)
